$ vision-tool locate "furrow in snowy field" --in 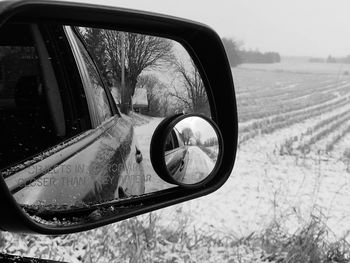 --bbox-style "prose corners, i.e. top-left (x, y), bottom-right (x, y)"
top-left (239, 99), bottom-right (350, 145)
